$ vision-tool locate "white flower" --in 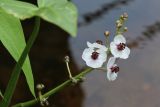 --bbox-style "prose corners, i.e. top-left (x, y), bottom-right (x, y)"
top-left (82, 41), bottom-right (107, 68)
top-left (110, 35), bottom-right (130, 59)
top-left (107, 57), bottom-right (119, 81)
top-left (87, 41), bottom-right (108, 52)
